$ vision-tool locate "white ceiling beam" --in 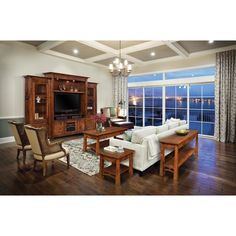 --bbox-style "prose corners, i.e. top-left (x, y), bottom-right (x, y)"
top-left (163, 41), bottom-right (189, 58)
top-left (37, 41), bottom-right (64, 52)
top-left (121, 41), bottom-right (166, 54)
